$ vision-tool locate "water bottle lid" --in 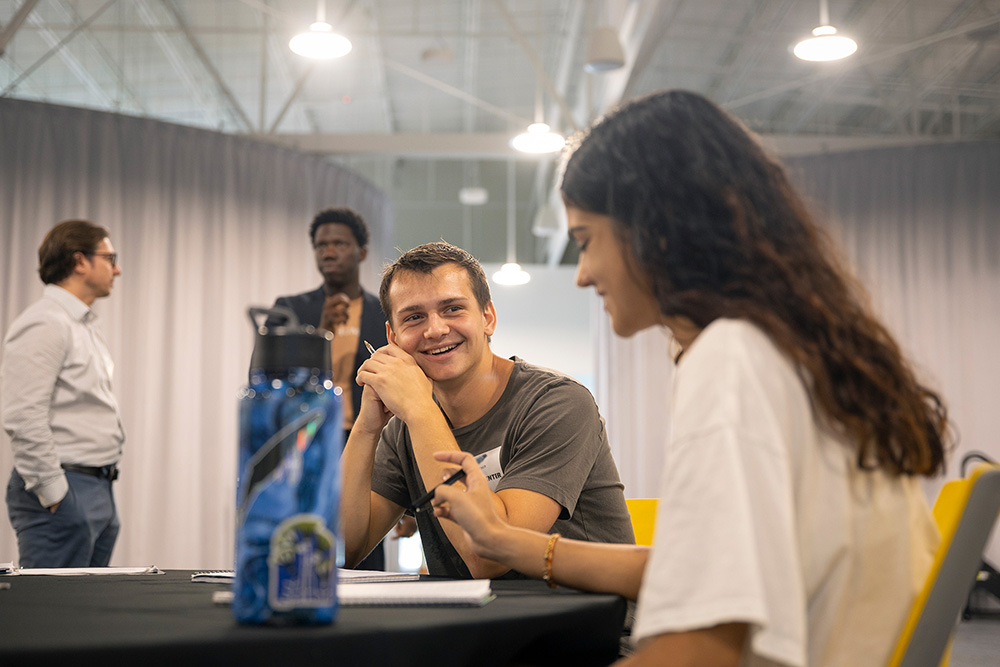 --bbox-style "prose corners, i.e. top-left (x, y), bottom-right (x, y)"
top-left (248, 306), bottom-right (333, 374)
